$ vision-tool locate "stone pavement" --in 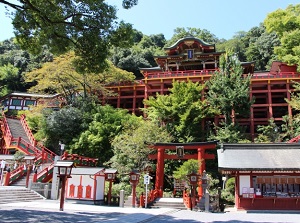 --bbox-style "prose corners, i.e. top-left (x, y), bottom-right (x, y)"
top-left (0, 200), bottom-right (300, 223)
